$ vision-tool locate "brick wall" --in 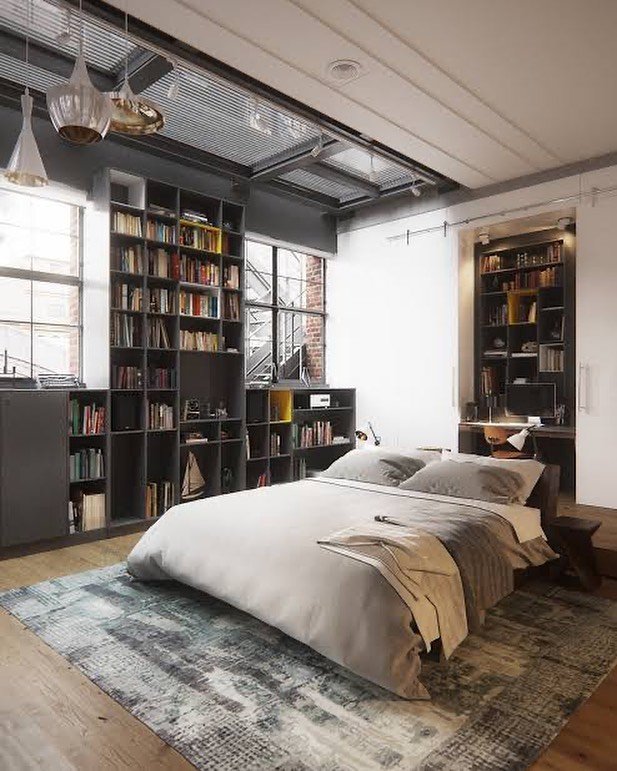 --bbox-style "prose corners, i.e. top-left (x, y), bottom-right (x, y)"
top-left (303, 256), bottom-right (324, 382)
